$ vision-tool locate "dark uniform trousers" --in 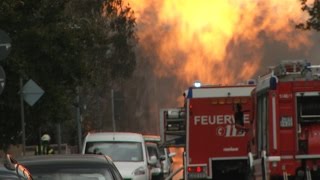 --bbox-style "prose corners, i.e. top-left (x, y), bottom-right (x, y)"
top-left (35, 145), bottom-right (54, 155)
